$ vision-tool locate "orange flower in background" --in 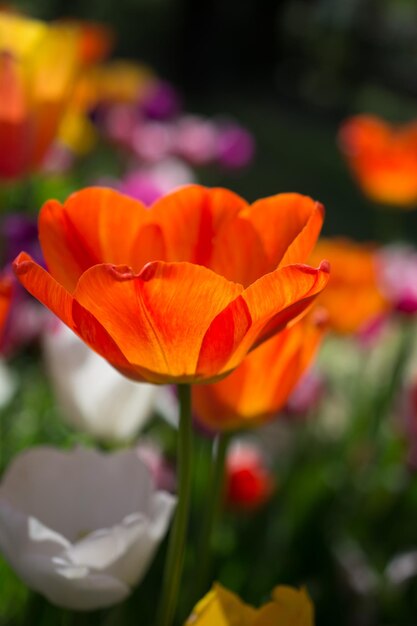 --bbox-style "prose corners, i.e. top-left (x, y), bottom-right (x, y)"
top-left (0, 273), bottom-right (12, 344)
top-left (309, 238), bottom-right (388, 334)
top-left (76, 21), bottom-right (114, 66)
top-left (185, 583), bottom-right (314, 625)
top-left (192, 310), bottom-right (326, 431)
top-left (14, 185), bottom-right (329, 384)
top-left (0, 12), bottom-right (81, 179)
top-left (339, 115), bottom-right (417, 208)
